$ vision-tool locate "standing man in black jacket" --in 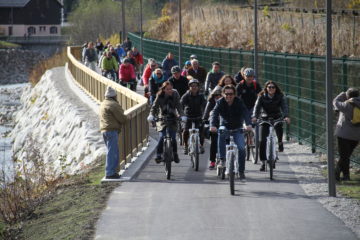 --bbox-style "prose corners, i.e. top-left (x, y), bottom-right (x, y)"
top-left (210, 85), bottom-right (252, 180)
